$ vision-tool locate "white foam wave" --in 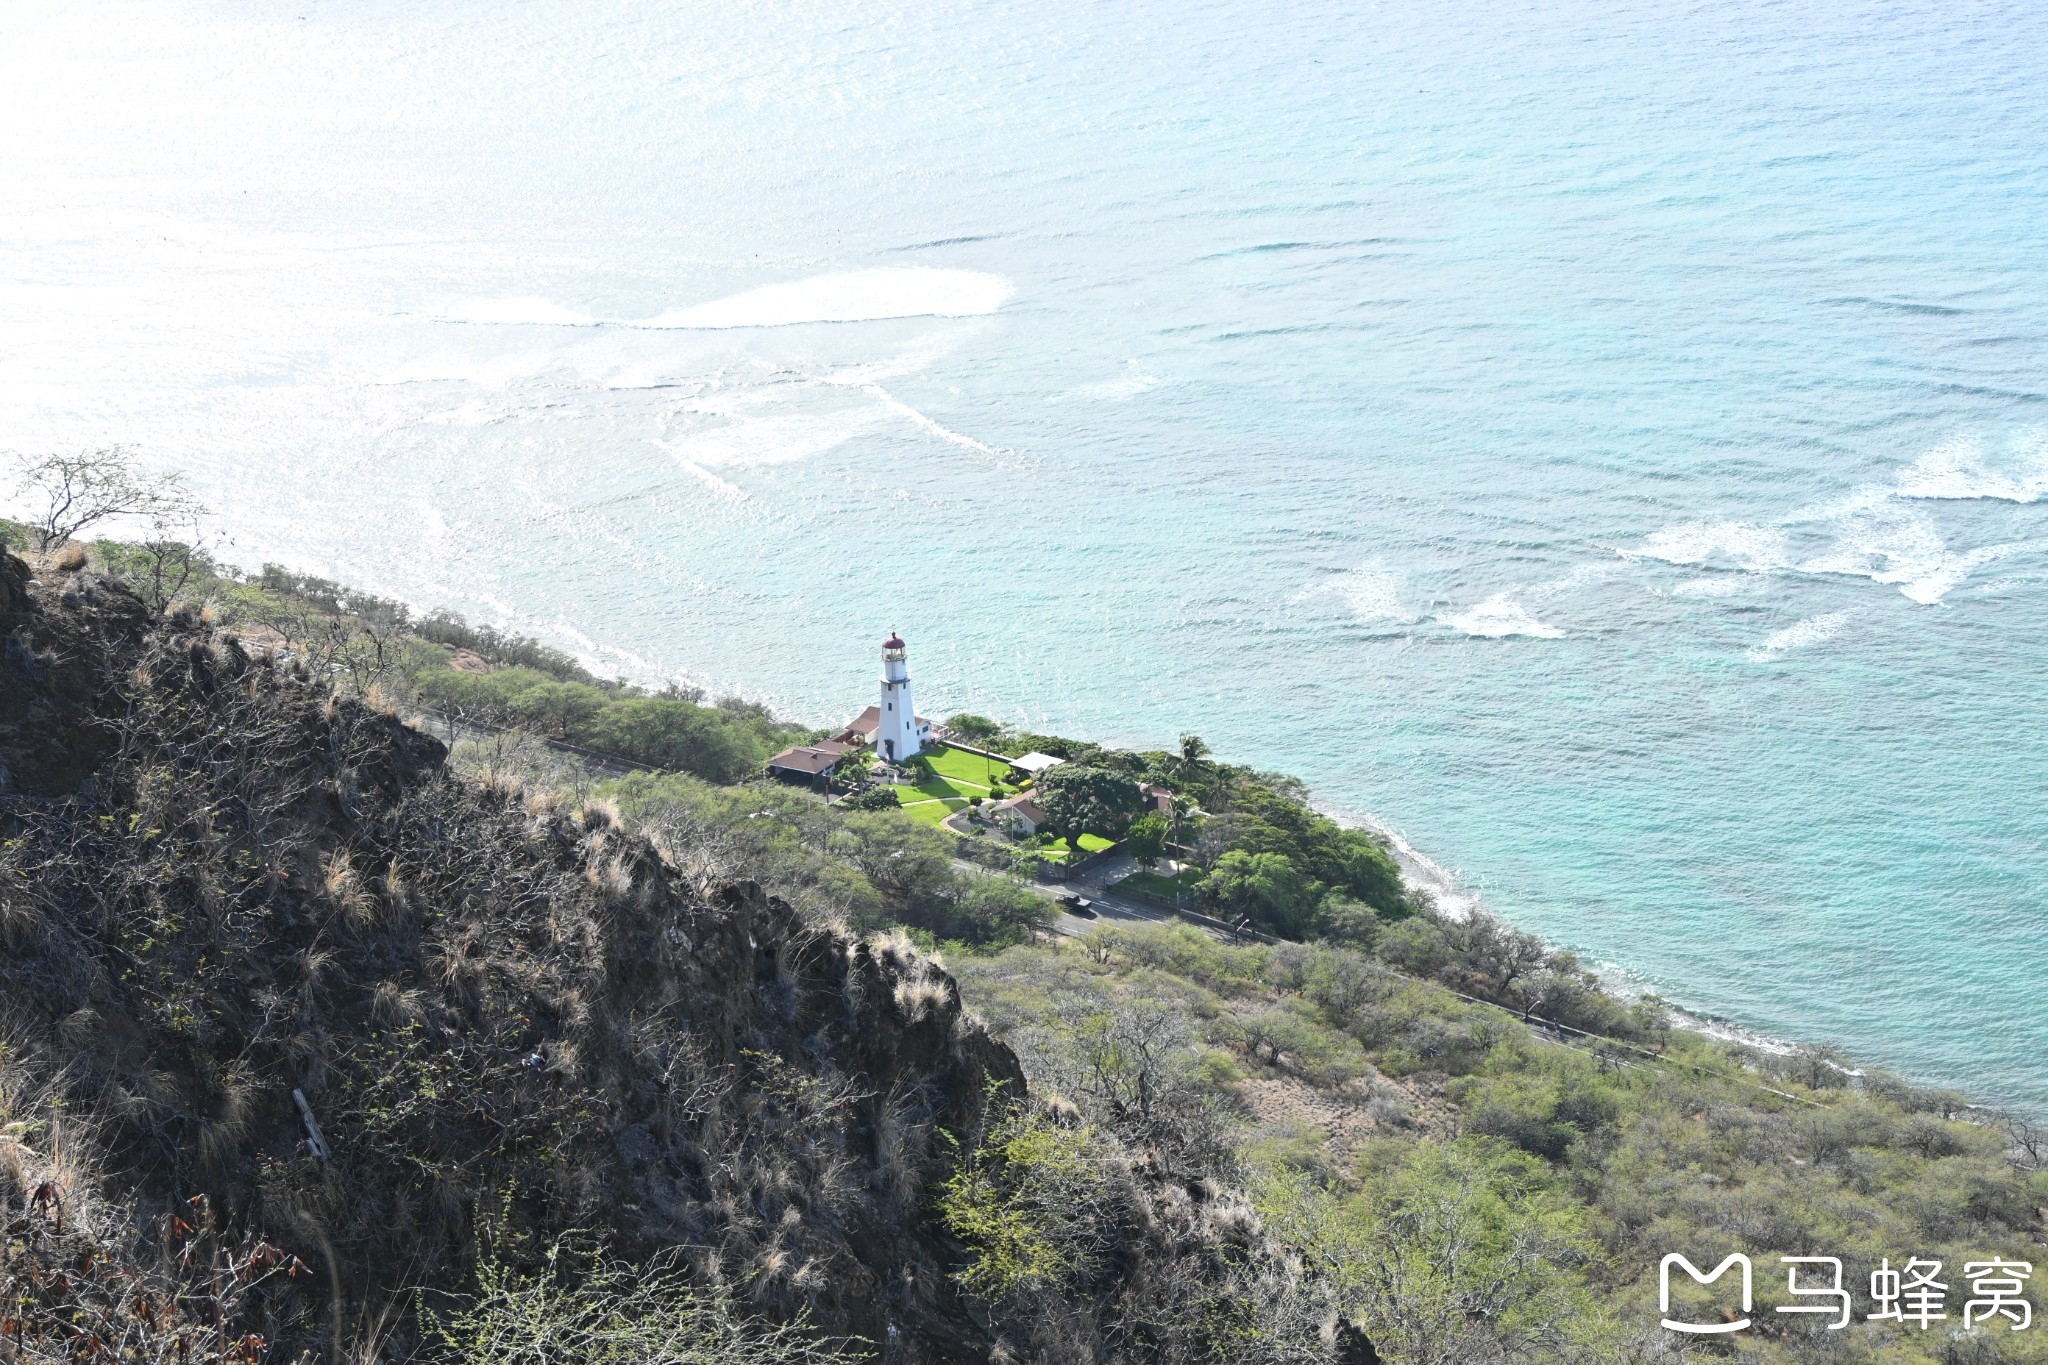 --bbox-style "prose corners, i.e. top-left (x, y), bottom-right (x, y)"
top-left (1054, 360), bottom-right (1161, 403)
top-left (1632, 520), bottom-right (1790, 573)
top-left (1749, 609), bottom-right (1857, 660)
top-left (651, 440), bottom-right (748, 499)
top-left (1442, 593), bottom-right (1565, 639)
top-left (1633, 434), bottom-right (2048, 608)
top-left (1895, 433), bottom-right (2048, 503)
top-left (1895, 543), bottom-right (2024, 604)
top-left (1330, 562), bottom-right (1414, 623)
top-left (667, 405), bottom-right (883, 469)
top-left (437, 296), bottom-right (598, 326)
top-left (859, 383), bottom-right (1006, 457)
top-left (1795, 501), bottom-right (2022, 604)
top-left (1373, 820), bottom-right (1480, 921)
top-left (635, 268), bottom-right (1012, 330)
